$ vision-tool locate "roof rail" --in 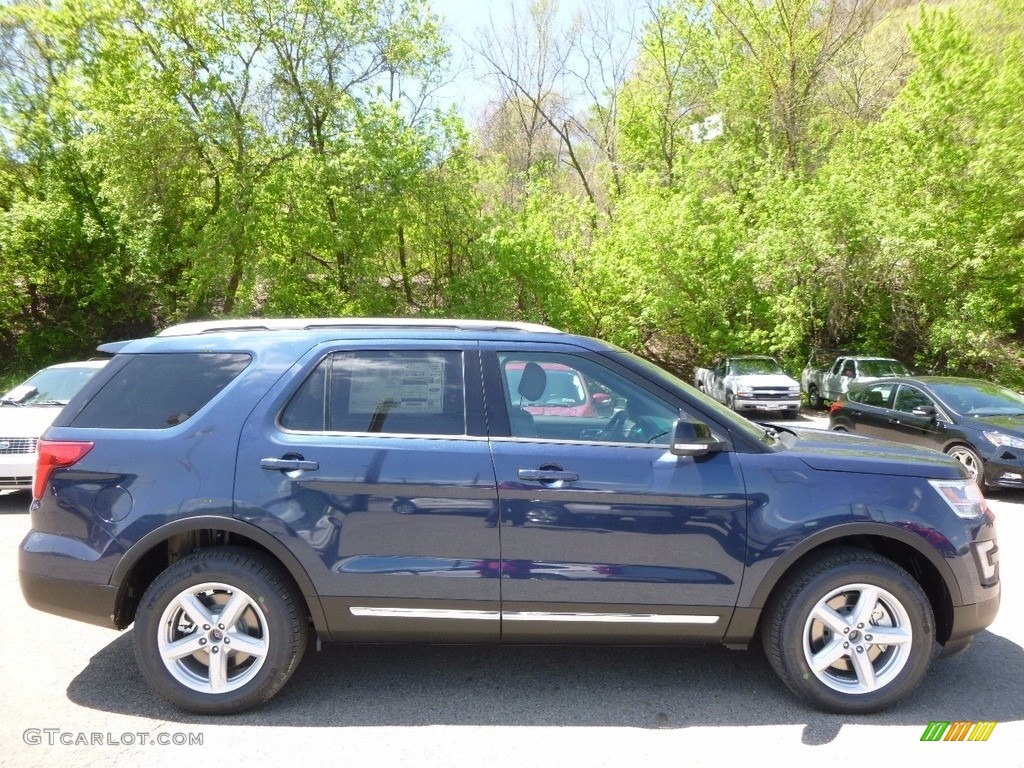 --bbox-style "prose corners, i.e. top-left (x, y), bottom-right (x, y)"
top-left (156, 317), bottom-right (563, 337)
